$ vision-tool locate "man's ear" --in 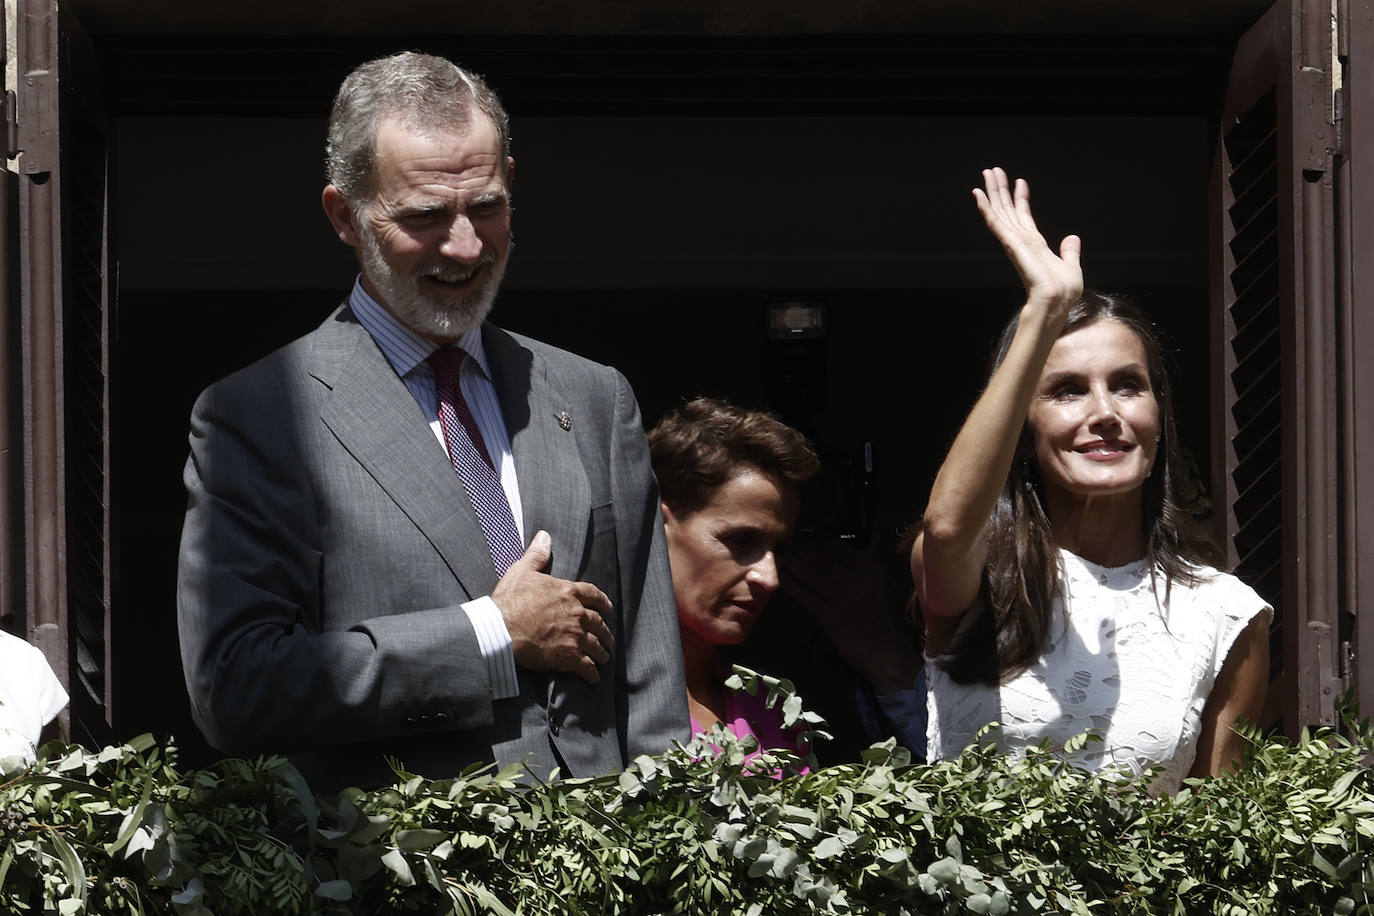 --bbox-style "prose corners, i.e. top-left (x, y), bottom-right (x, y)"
top-left (322, 185), bottom-right (363, 248)
top-left (660, 501), bottom-right (677, 531)
top-left (505, 156), bottom-right (515, 190)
